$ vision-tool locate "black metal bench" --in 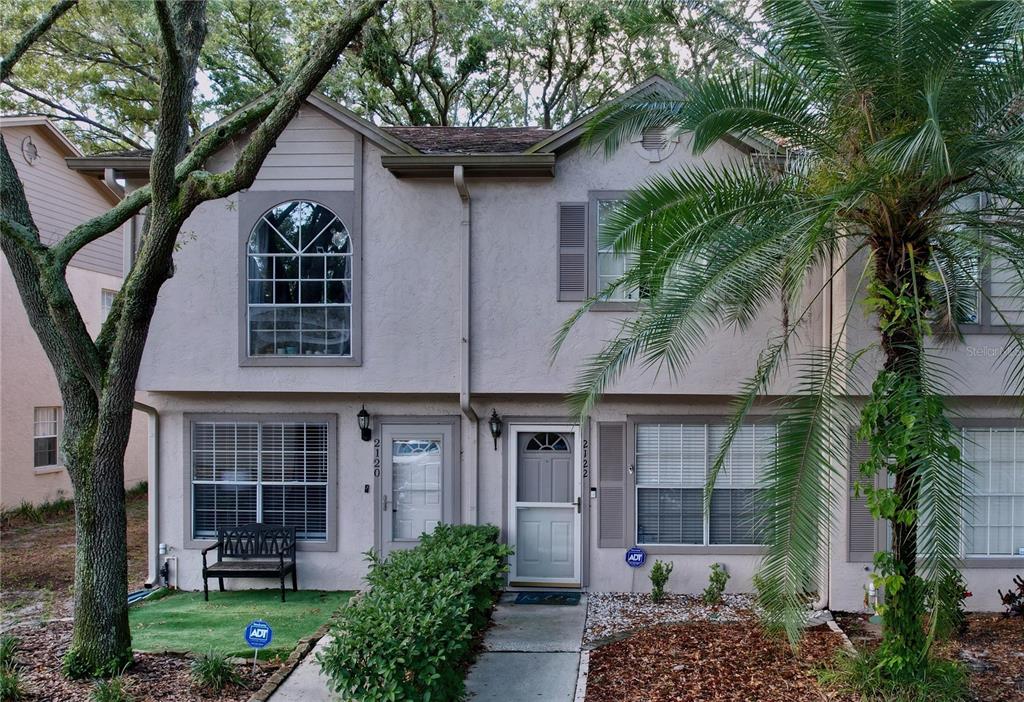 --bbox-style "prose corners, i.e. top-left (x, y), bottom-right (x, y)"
top-left (201, 524), bottom-right (297, 602)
